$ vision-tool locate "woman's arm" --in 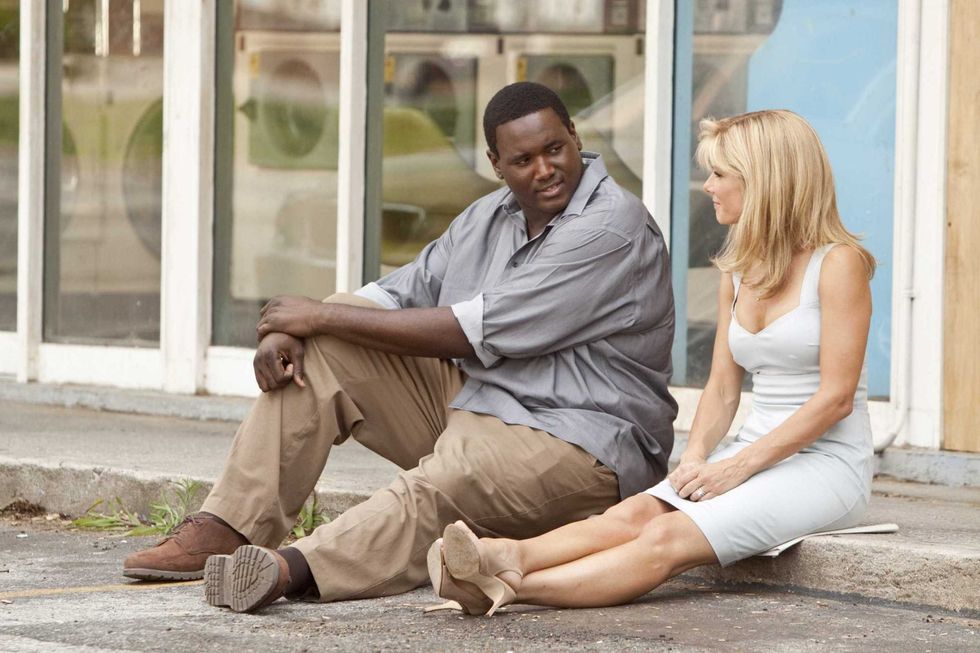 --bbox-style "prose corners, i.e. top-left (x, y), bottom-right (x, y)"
top-left (678, 246), bottom-right (871, 501)
top-left (668, 273), bottom-right (746, 488)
